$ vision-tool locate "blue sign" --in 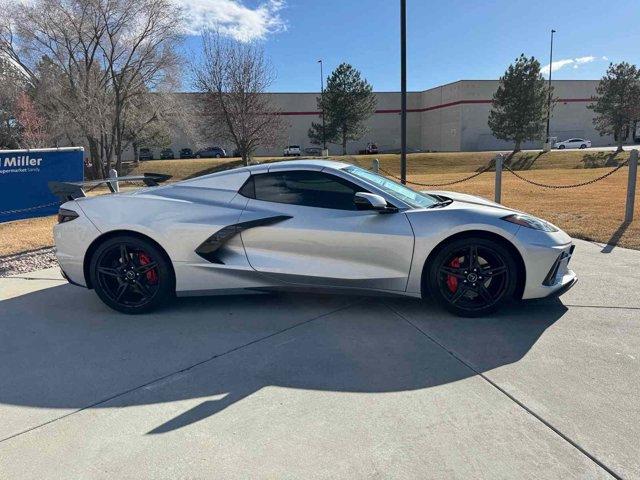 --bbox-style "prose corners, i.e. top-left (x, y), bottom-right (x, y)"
top-left (0, 147), bottom-right (84, 222)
